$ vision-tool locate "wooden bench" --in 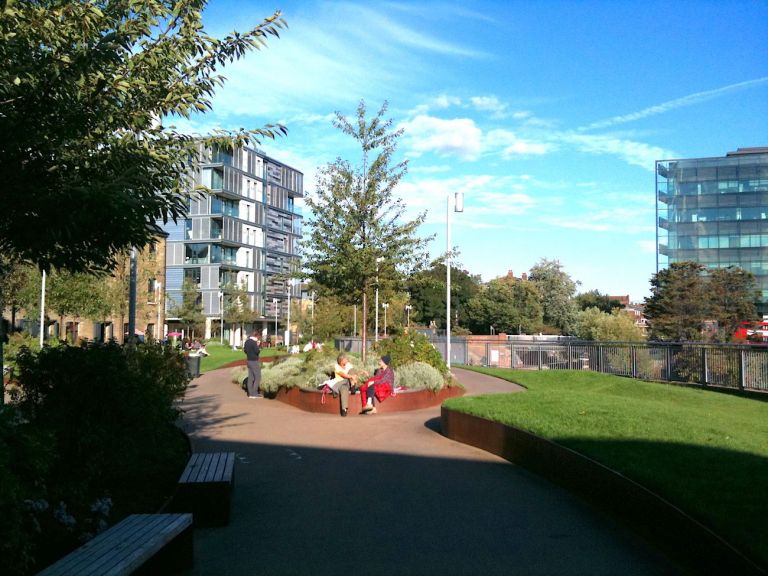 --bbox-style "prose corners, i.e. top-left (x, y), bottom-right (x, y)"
top-left (37, 513), bottom-right (193, 576)
top-left (173, 451), bottom-right (235, 526)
